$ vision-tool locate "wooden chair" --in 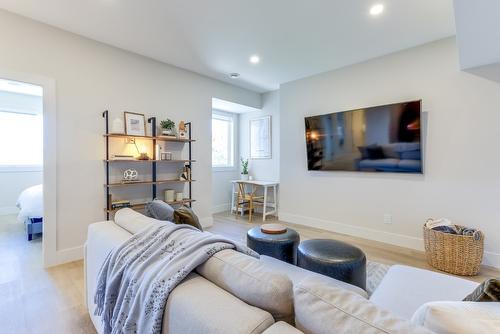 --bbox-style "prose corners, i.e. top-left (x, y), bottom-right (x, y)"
top-left (235, 182), bottom-right (264, 222)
